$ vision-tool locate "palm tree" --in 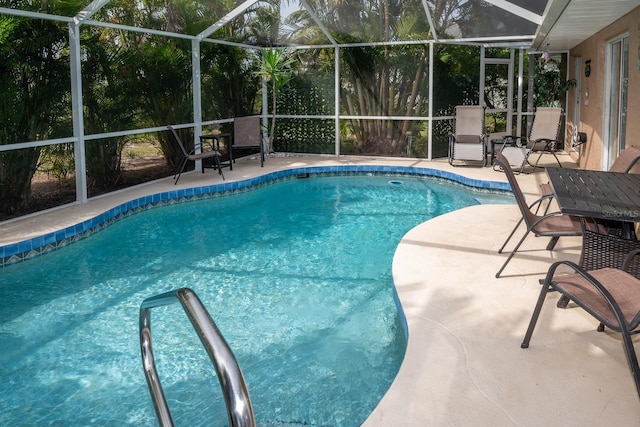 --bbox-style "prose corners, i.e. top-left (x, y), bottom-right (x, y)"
top-left (0, 11), bottom-right (72, 214)
top-left (256, 48), bottom-right (296, 153)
